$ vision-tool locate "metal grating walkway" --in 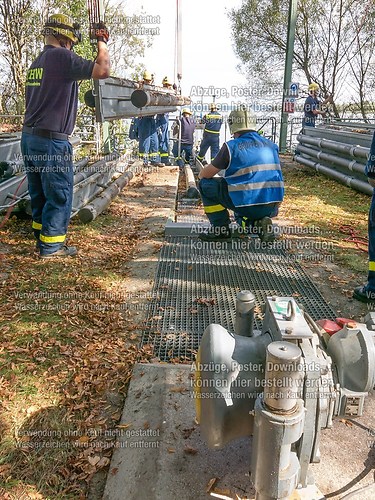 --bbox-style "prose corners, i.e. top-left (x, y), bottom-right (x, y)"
top-left (141, 235), bottom-right (336, 362)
